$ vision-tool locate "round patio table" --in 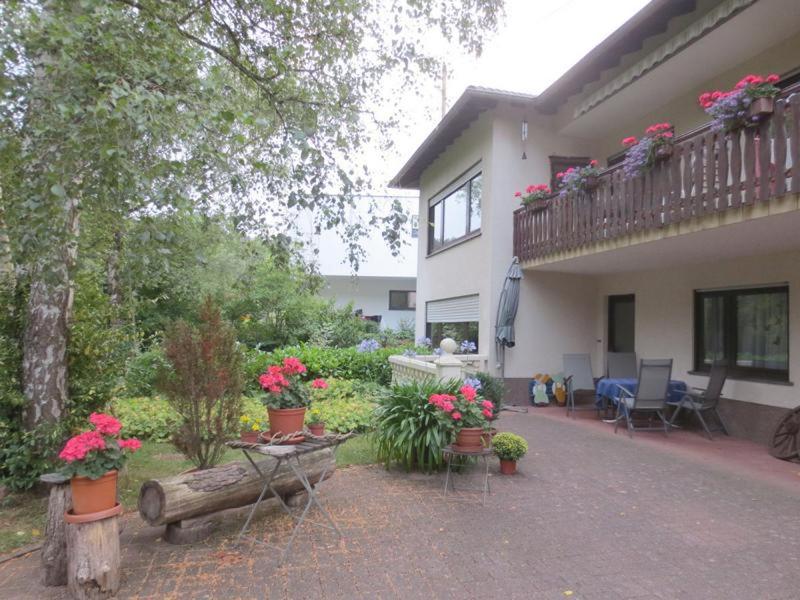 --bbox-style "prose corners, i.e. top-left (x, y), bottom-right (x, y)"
top-left (442, 445), bottom-right (493, 506)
